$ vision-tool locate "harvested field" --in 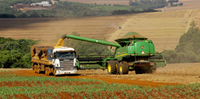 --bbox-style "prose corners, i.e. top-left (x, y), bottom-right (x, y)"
top-left (0, 63), bottom-right (200, 98)
top-left (1, 9), bottom-right (200, 51)
top-left (0, 16), bottom-right (129, 46)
